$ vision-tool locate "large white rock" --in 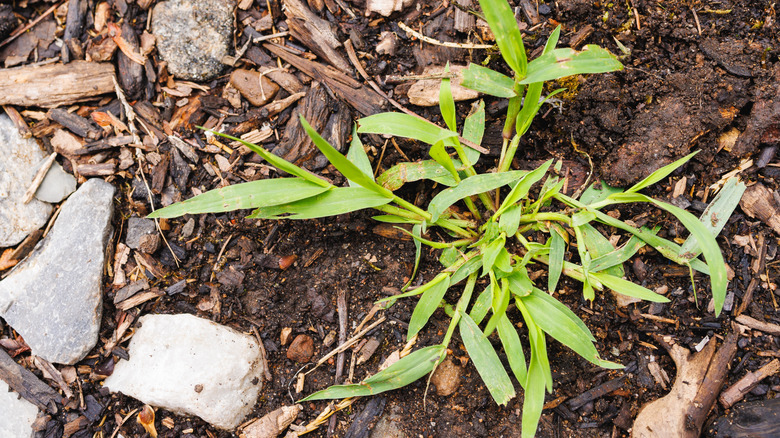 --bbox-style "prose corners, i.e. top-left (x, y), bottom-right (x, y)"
top-left (104, 314), bottom-right (265, 430)
top-left (0, 114), bottom-right (53, 247)
top-left (0, 380), bottom-right (39, 438)
top-left (0, 178), bottom-right (115, 365)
